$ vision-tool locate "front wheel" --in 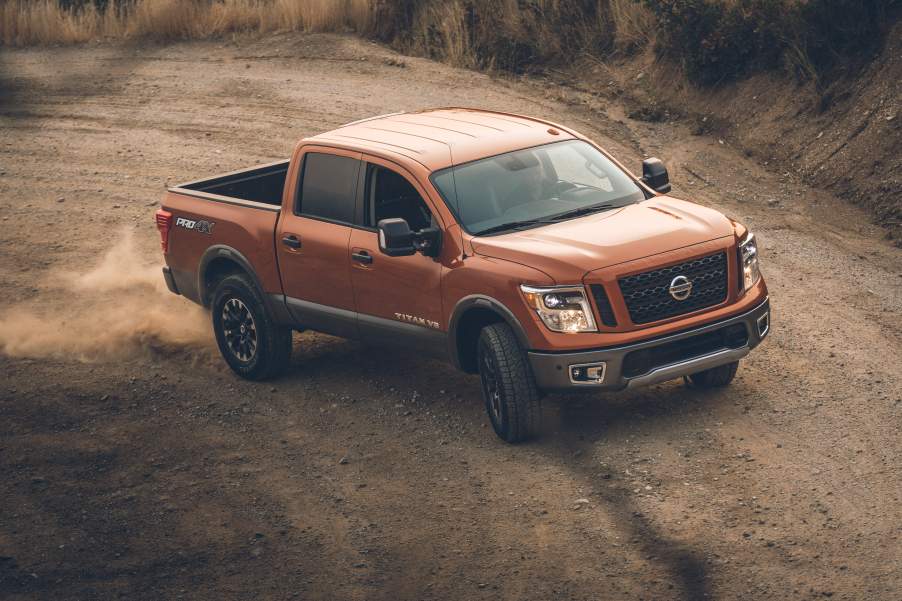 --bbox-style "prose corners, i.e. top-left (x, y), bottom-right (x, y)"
top-left (212, 273), bottom-right (292, 380)
top-left (685, 360), bottom-right (739, 388)
top-left (476, 323), bottom-right (543, 443)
